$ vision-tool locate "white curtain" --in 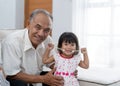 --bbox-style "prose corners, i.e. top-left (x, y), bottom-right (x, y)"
top-left (72, 0), bottom-right (120, 68)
